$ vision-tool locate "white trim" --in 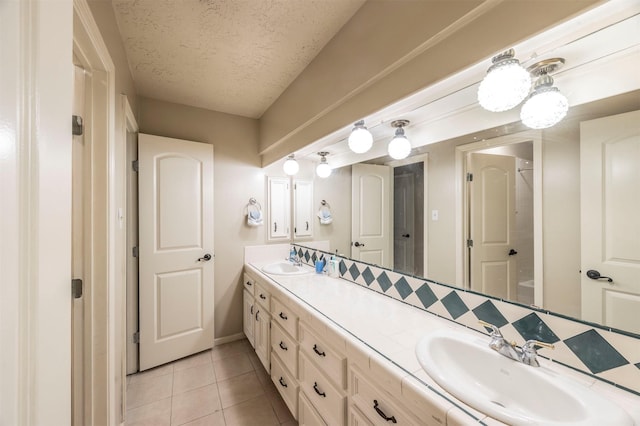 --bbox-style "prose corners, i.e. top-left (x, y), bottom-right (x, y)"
top-left (214, 332), bottom-right (246, 346)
